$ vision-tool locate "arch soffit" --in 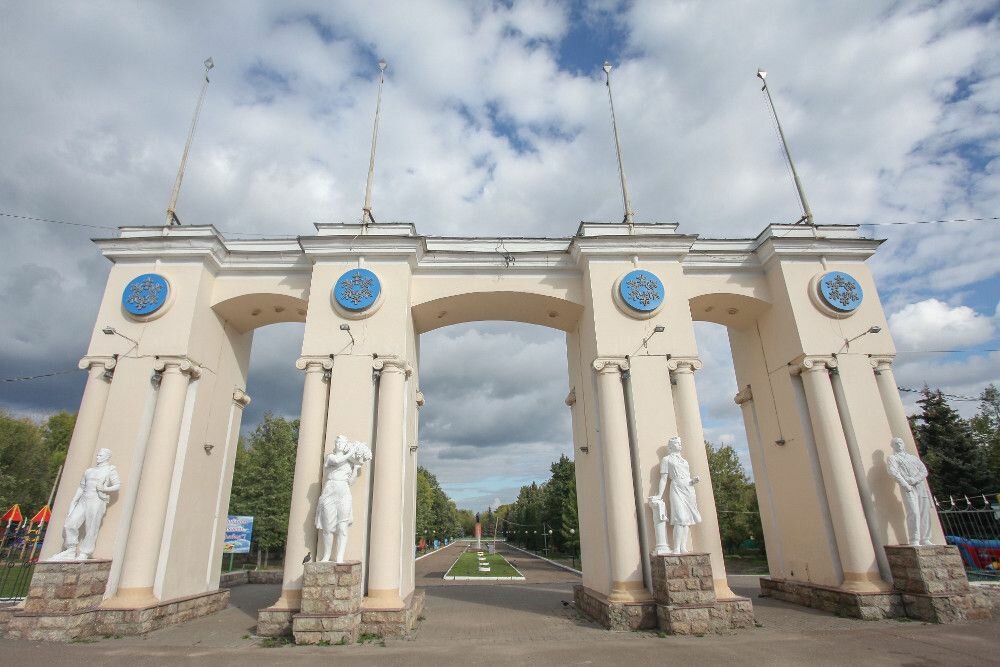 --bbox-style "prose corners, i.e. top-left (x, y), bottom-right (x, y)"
top-left (412, 291), bottom-right (584, 334)
top-left (212, 292), bottom-right (309, 333)
top-left (689, 292), bottom-right (771, 330)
